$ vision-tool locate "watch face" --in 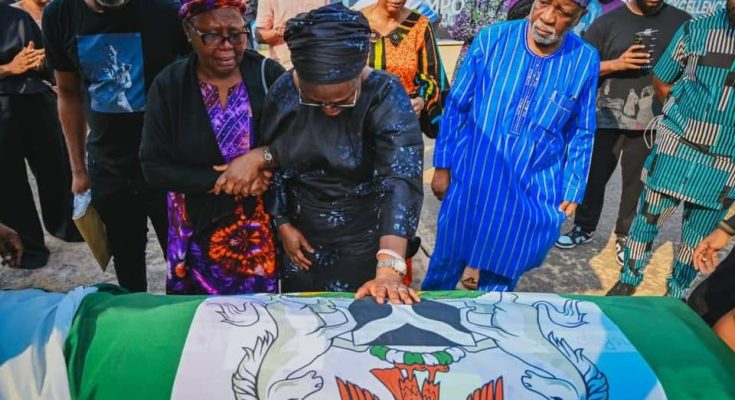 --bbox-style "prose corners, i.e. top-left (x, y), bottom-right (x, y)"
top-left (394, 259), bottom-right (407, 273)
top-left (379, 258), bottom-right (407, 275)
